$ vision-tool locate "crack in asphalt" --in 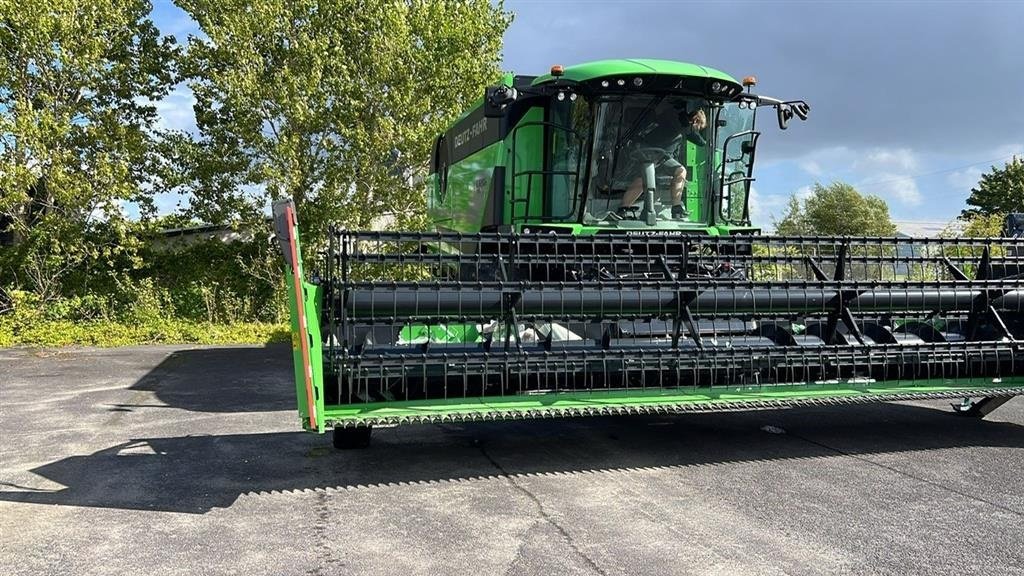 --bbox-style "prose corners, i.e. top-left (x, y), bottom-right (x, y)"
top-left (475, 441), bottom-right (609, 576)
top-left (305, 472), bottom-right (342, 575)
top-left (502, 519), bottom-right (542, 576)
